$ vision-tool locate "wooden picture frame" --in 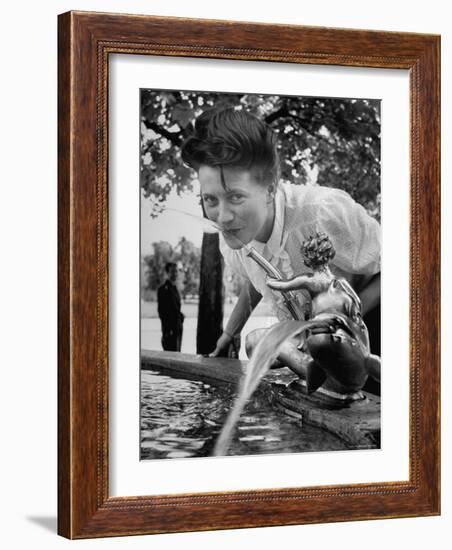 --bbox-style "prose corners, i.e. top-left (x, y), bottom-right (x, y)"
top-left (58, 11), bottom-right (440, 539)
